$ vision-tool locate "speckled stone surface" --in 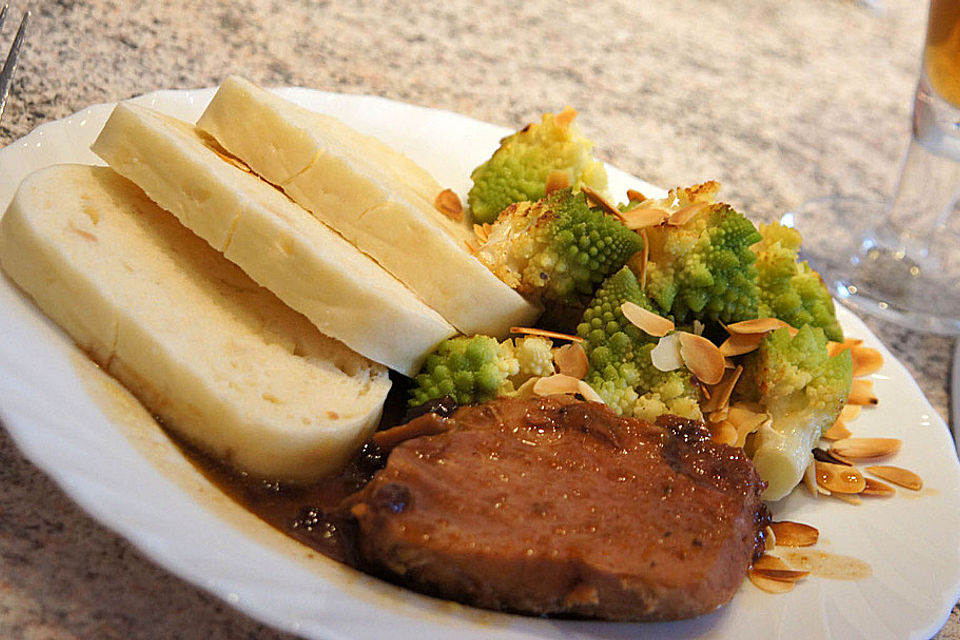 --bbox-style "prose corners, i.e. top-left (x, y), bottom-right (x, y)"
top-left (0, 0), bottom-right (956, 638)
